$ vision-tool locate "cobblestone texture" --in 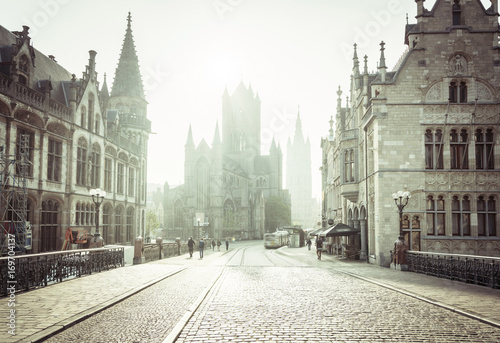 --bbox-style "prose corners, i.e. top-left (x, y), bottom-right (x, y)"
top-left (176, 267), bottom-right (500, 343)
top-left (44, 266), bottom-right (222, 343)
